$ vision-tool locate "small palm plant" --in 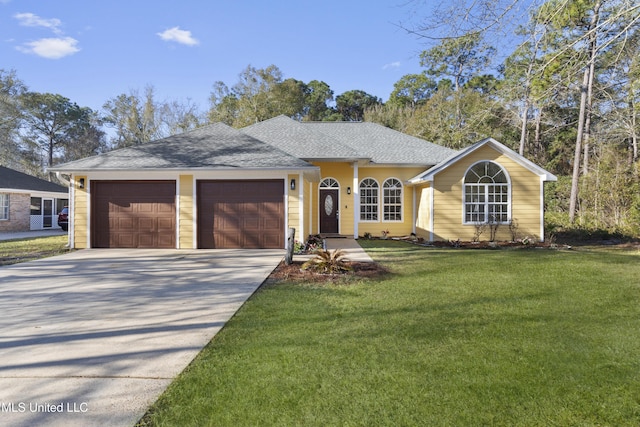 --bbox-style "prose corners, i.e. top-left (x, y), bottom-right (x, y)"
top-left (302, 249), bottom-right (352, 274)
